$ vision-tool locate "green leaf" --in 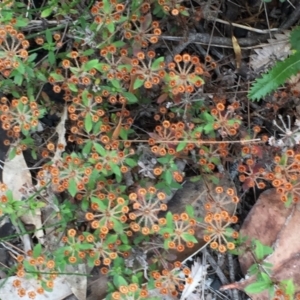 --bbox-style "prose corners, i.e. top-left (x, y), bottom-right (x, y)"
top-left (102, 0), bottom-right (110, 12)
top-left (260, 272), bottom-right (272, 283)
top-left (17, 61), bottom-right (25, 73)
top-left (68, 178), bottom-right (77, 197)
top-left (91, 197), bottom-right (107, 211)
top-left (131, 275), bottom-right (139, 284)
top-left (157, 155), bottom-right (171, 164)
top-left (133, 78), bottom-right (144, 90)
top-left (31, 150), bottom-right (37, 160)
top-left (8, 147), bottom-right (17, 160)
top-left (181, 233), bottom-right (198, 243)
top-left (113, 220), bottom-right (124, 234)
top-left (49, 72), bottom-right (64, 81)
top-left (45, 29), bottom-right (53, 44)
top-left (41, 7), bottom-right (52, 18)
top-left (93, 63), bottom-right (107, 73)
top-left (204, 123), bottom-right (214, 134)
top-left (83, 59), bottom-right (100, 71)
top-left (119, 127), bottom-right (128, 140)
top-left (117, 244), bottom-right (131, 251)
top-left (164, 169), bottom-right (173, 185)
top-left (176, 142), bottom-right (186, 152)
top-left (180, 9), bottom-right (189, 16)
top-left (123, 92), bottom-right (138, 103)
top-left (48, 51), bottom-right (56, 65)
top-left (84, 114), bottom-right (93, 133)
top-left (68, 83), bottom-right (78, 92)
top-left (105, 234), bottom-right (118, 244)
top-left (166, 212), bottom-right (173, 228)
top-left (33, 243), bottom-right (42, 258)
top-left (93, 142), bottom-right (106, 156)
top-left (125, 158), bottom-right (137, 167)
top-left (262, 261), bottom-right (273, 269)
top-left (249, 51), bottom-right (300, 100)
top-left (248, 263), bottom-right (259, 276)
top-left (13, 73), bottom-right (23, 85)
top-left (78, 243), bottom-right (93, 250)
top-left (245, 281), bottom-right (271, 294)
top-left (254, 240), bottom-right (273, 260)
top-left (120, 233), bottom-right (129, 244)
top-left (110, 79), bottom-right (121, 89)
top-left (151, 57), bottom-right (164, 70)
top-left (107, 22), bottom-right (115, 33)
top-left (87, 257), bottom-right (95, 268)
top-left (185, 205), bottom-right (195, 218)
top-left (281, 279), bottom-right (295, 298)
top-left (290, 27), bottom-right (300, 51)
top-left (83, 49), bottom-right (95, 56)
top-left (36, 71), bottom-right (47, 81)
top-left (201, 111), bottom-right (214, 122)
top-left (163, 239), bottom-right (170, 249)
top-left (81, 89), bottom-right (89, 105)
top-left (112, 40), bottom-right (126, 48)
top-left (15, 18), bottom-right (29, 27)
top-left (113, 275), bottom-right (127, 288)
top-left (82, 141), bottom-right (92, 156)
top-left (110, 163), bottom-right (121, 177)
top-left (81, 199), bottom-right (89, 211)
